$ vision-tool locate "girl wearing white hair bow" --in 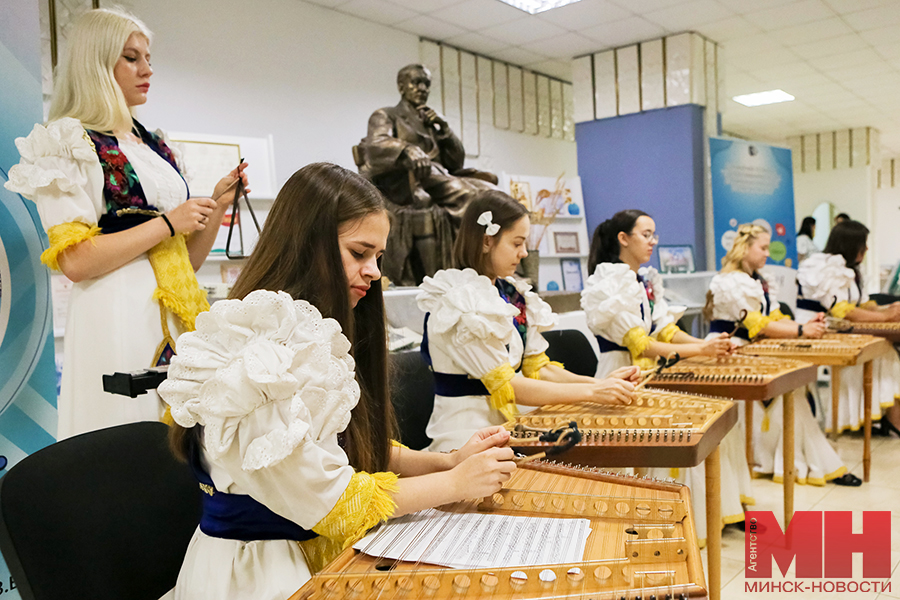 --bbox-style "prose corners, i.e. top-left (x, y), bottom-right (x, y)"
top-left (417, 190), bottom-right (639, 452)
